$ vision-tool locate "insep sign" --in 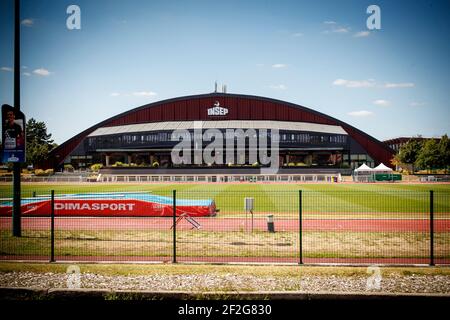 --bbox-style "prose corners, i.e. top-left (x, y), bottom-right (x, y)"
top-left (207, 101), bottom-right (228, 116)
top-left (54, 202), bottom-right (135, 211)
